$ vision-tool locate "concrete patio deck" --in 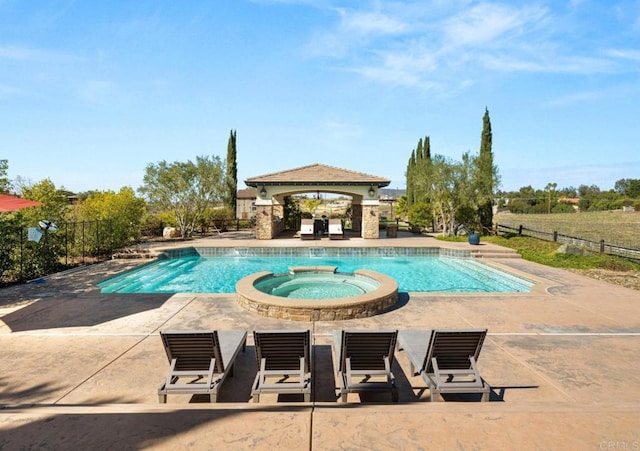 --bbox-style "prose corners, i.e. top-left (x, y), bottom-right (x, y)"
top-left (1, 232), bottom-right (639, 450)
